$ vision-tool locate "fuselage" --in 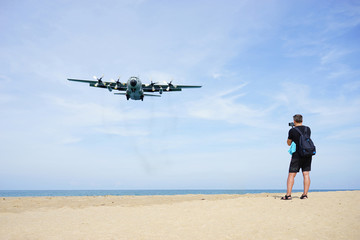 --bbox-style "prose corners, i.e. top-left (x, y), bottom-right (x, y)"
top-left (126, 76), bottom-right (143, 100)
